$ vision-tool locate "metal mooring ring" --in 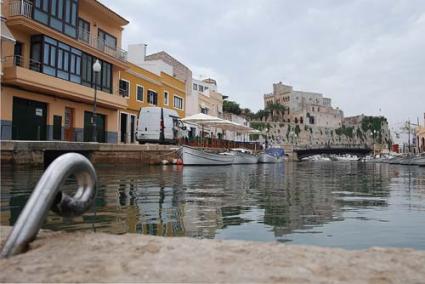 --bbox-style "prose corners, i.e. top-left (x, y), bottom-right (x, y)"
top-left (1, 153), bottom-right (97, 258)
